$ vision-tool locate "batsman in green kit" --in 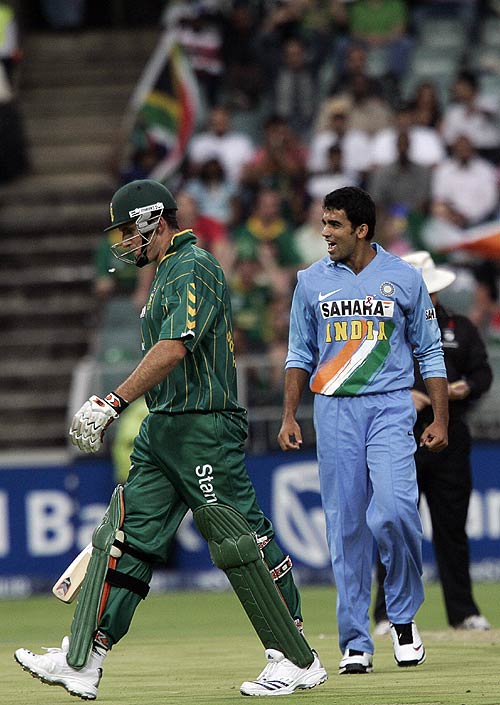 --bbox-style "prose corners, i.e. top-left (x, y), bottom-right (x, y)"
top-left (14, 180), bottom-right (327, 700)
